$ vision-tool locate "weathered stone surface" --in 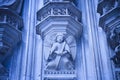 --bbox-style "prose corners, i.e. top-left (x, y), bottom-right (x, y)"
top-left (37, 2), bottom-right (81, 22)
top-left (0, 8), bottom-right (23, 79)
top-left (0, 8), bottom-right (23, 59)
top-left (98, 0), bottom-right (120, 79)
top-left (97, 0), bottom-right (117, 15)
top-left (36, 1), bottom-right (82, 80)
